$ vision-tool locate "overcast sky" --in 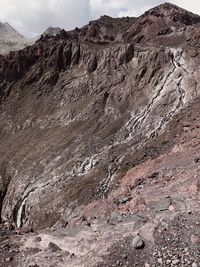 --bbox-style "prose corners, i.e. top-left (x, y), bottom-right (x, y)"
top-left (0, 0), bottom-right (200, 37)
